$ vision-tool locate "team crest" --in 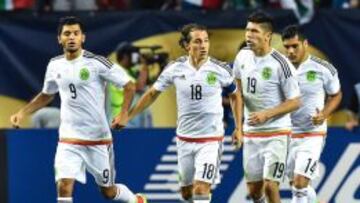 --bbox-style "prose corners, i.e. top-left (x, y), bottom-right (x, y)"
top-left (306, 70), bottom-right (317, 82)
top-left (206, 72), bottom-right (217, 85)
top-left (262, 67), bottom-right (272, 80)
top-left (80, 67), bottom-right (90, 81)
